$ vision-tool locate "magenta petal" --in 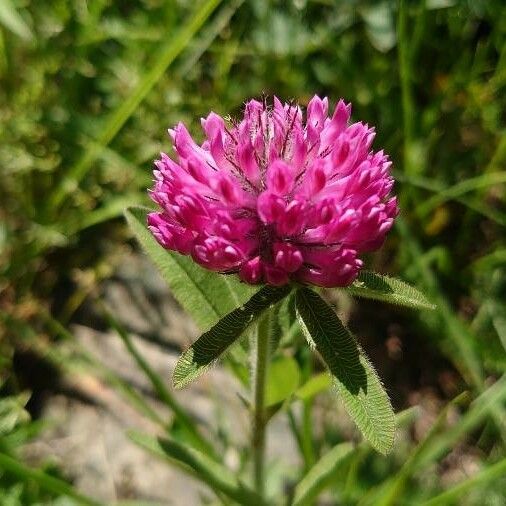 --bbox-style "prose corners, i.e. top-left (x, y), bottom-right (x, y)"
top-left (266, 160), bottom-right (295, 195)
top-left (257, 192), bottom-right (286, 224)
top-left (273, 243), bottom-right (303, 273)
top-left (201, 112), bottom-right (225, 139)
top-left (148, 95), bottom-right (397, 287)
top-left (237, 142), bottom-right (260, 185)
top-left (307, 95), bottom-right (328, 131)
top-left (264, 265), bottom-right (289, 286)
top-left (276, 199), bottom-right (308, 236)
top-left (239, 256), bottom-right (263, 284)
